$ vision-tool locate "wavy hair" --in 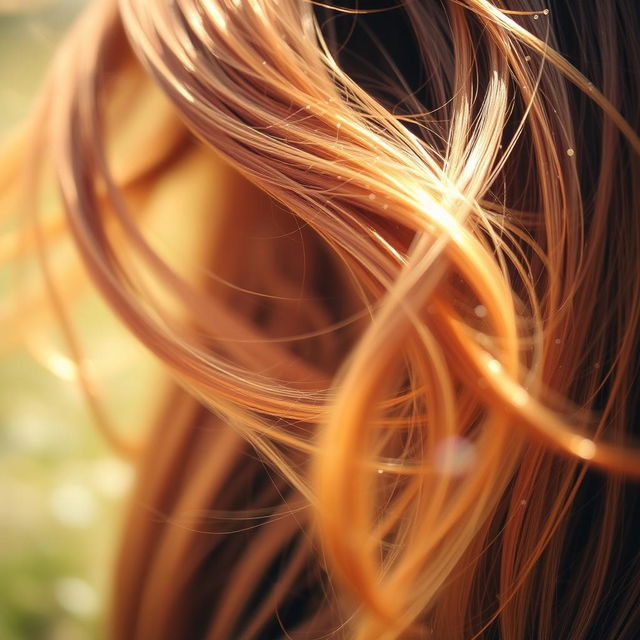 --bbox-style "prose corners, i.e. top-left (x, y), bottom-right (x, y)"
top-left (2, 0), bottom-right (640, 638)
